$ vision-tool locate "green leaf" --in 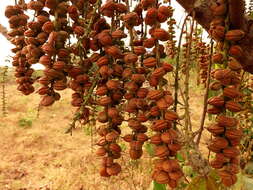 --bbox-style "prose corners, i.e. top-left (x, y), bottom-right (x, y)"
top-left (153, 181), bottom-right (166, 190)
top-left (176, 153), bottom-right (185, 162)
top-left (145, 143), bottom-right (155, 157)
